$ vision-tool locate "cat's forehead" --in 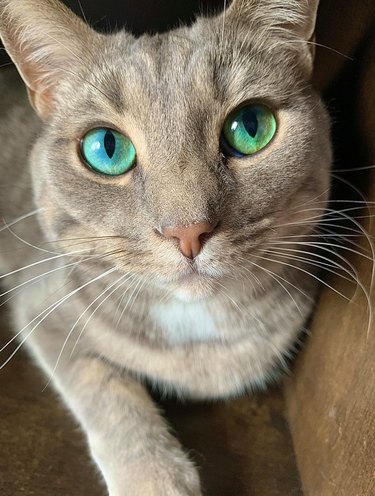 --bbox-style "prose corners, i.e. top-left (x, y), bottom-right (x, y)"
top-left (120, 33), bottom-right (212, 94)
top-left (101, 24), bottom-right (299, 112)
top-left (107, 29), bottom-right (219, 103)
top-left (58, 20), bottom-right (305, 140)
